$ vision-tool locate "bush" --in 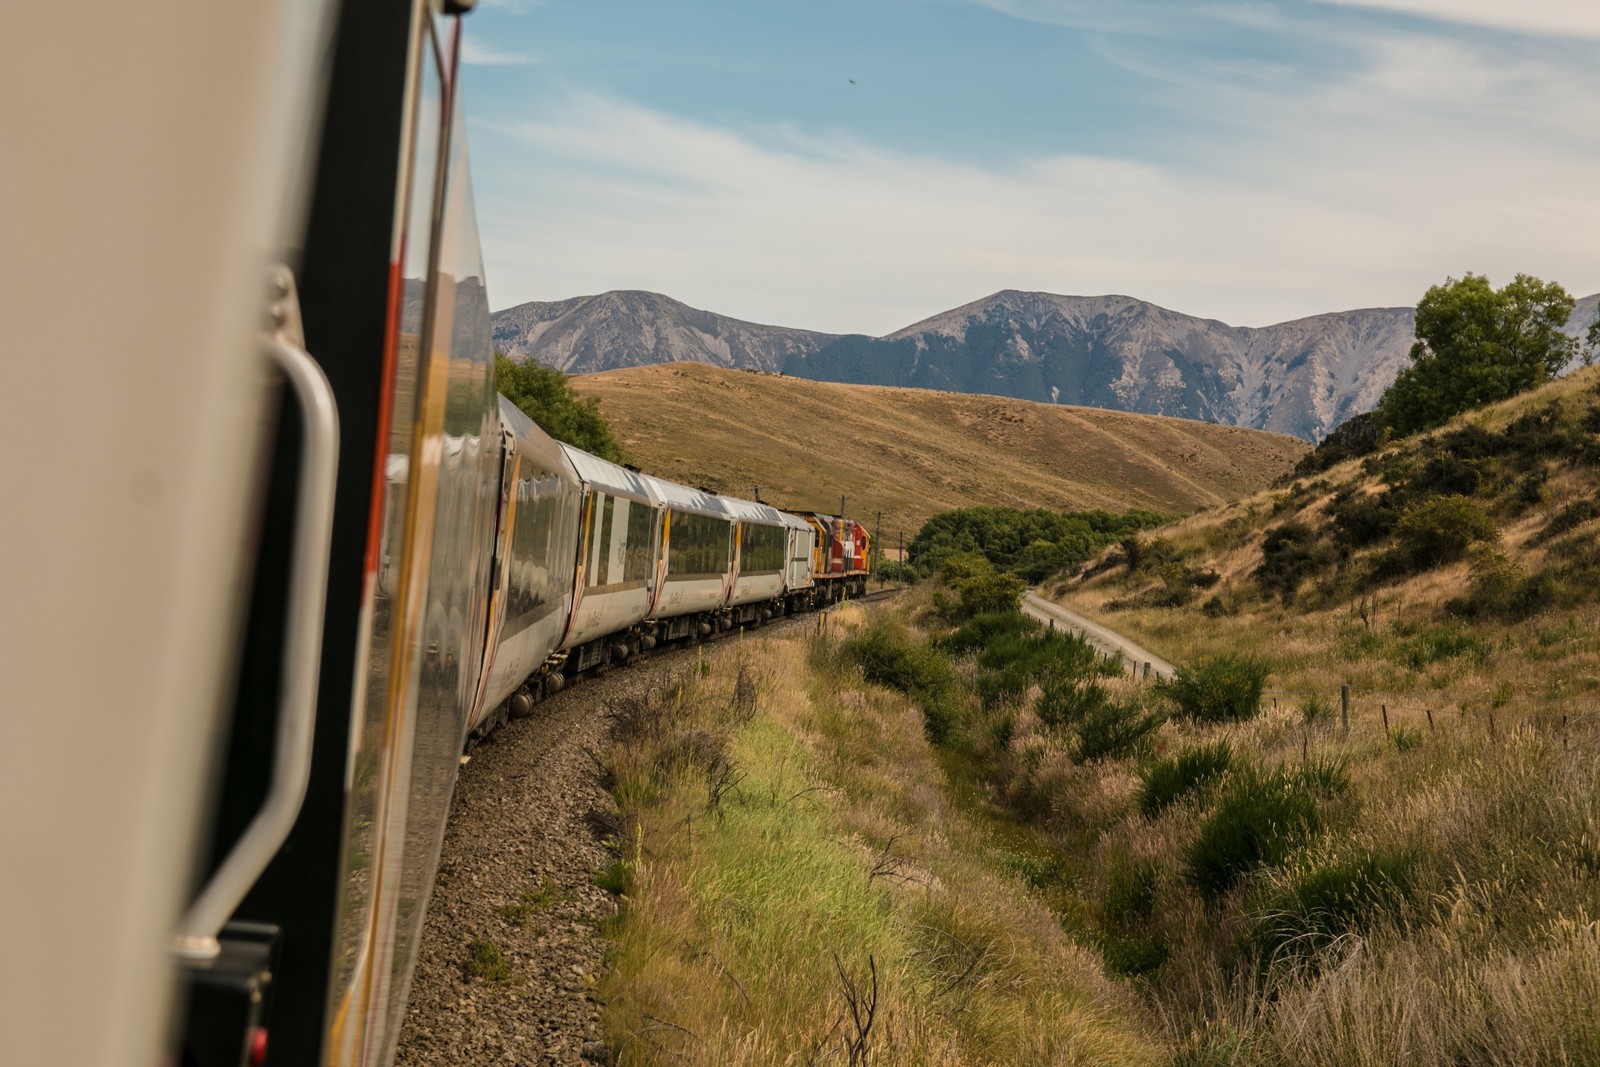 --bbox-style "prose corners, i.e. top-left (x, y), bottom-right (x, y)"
top-left (1072, 699), bottom-right (1164, 763)
top-left (1137, 740), bottom-right (1233, 818)
top-left (1103, 857), bottom-right (1160, 924)
top-left (907, 506), bottom-right (1169, 578)
top-left (464, 938), bottom-right (515, 983)
top-left (1247, 849), bottom-right (1416, 964)
top-left (1447, 549), bottom-right (1547, 621)
top-left (1185, 762), bottom-right (1347, 901)
top-left (1393, 495), bottom-right (1497, 570)
top-left (846, 623), bottom-right (962, 743)
top-left (1035, 674), bottom-right (1111, 729)
top-left (974, 627), bottom-right (1104, 704)
top-left (934, 554), bottom-right (1026, 621)
top-left (939, 610), bottom-right (1039, 654)
top-left (1157, 655), bottom-right (1271, 724)
top-left (1255, 522), bottom-right (1330, 603)
top-left (495, 354), bottom-right (629, 465)
top-left (1293, 410), bottom-right (1385, 476)
top-left (1326, 489), bottom-right (1400, 551)
top-left (1099, 932), bottom-right (1169, 978)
